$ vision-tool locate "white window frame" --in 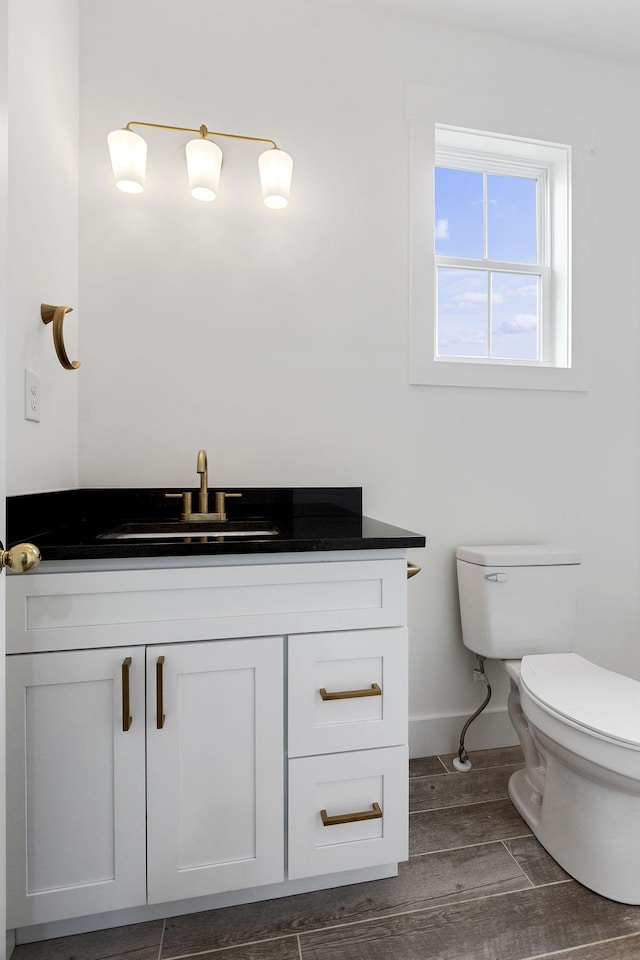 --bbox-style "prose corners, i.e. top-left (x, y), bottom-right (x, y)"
top-left (407, 83), bottom-right (593, 391)
top-left (435, 139), bottom-right (551, 366)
